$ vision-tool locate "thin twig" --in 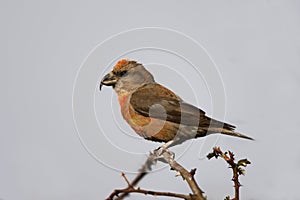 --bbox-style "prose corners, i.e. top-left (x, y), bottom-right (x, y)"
top-left (115, 153), bottom-right (157, 199)
top-left (207, 147), bottom-right (251, 200)
top-left (121, 173), bottom-right (132, 187)
top-left (106, 186), bottom-right (191, 200)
